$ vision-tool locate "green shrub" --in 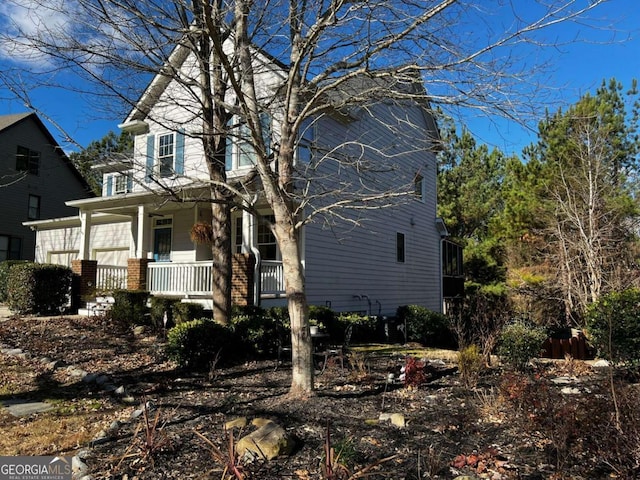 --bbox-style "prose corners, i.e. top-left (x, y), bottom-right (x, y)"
top-left (149, 297), bottom-right (179, 328)
top-left (457, 344), bottom-right (484, 388)
top-left (109, 290), bottom-right (149, 325)
top-left (396, 305), bottom-right (454, 348)
top-left (7, 263), bottom-right (72, 315)
top-left (0, 260), bottom-right (28, 303)
top-left (585, 289), bottom-right (640, 364)
top-left (497, 320), bottom-right (547, 371)
top-left (335, 313), bottom-right (377, 345)
top-left (166, 318), bottom-right (238, 369)
top-left (172, 302), bottom-right (205, 325)
top-left (232, 307), bottom-right (288, 357)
